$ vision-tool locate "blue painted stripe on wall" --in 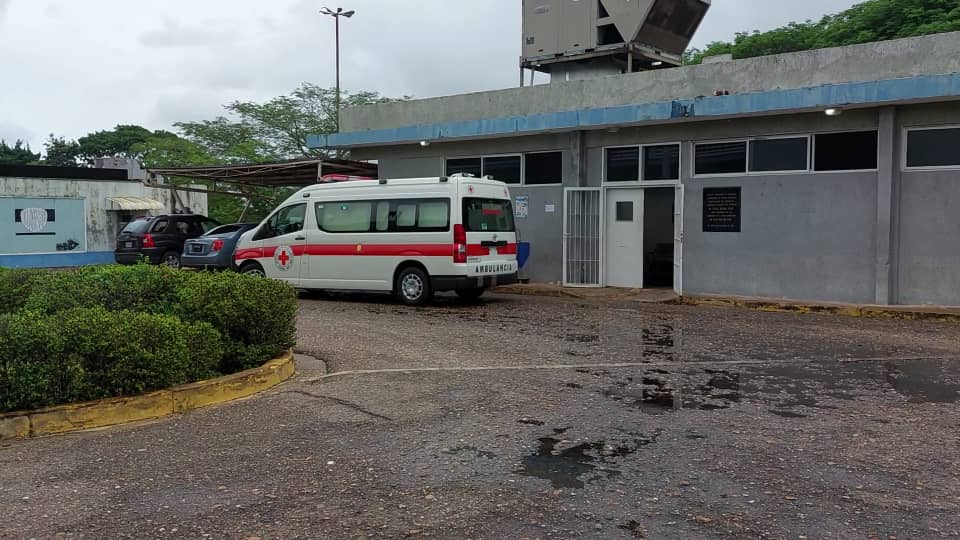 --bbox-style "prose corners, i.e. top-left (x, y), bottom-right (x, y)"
top-left (0, 251), bottom-right (115, 269)
top-left (308, 73), bottom-right (960, 149)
